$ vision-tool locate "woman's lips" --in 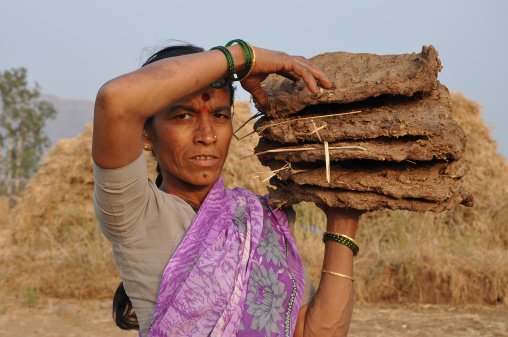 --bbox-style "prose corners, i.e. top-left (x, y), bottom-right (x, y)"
top-left (190, 155), bottom-right (219, 167)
